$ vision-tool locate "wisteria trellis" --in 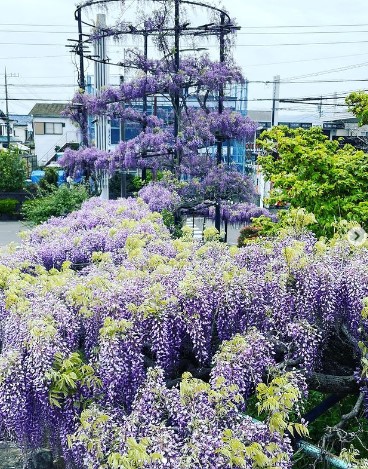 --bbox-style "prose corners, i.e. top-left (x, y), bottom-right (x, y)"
top-left (62, 0), bottom-right (258, 220)
top-left (0, 197), bottom-right (367, 466)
